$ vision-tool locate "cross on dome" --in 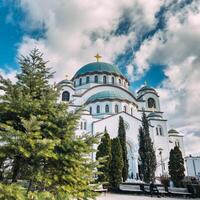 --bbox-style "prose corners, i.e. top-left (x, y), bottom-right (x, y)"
top-left (94, 53), bottom-right (102, 62)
